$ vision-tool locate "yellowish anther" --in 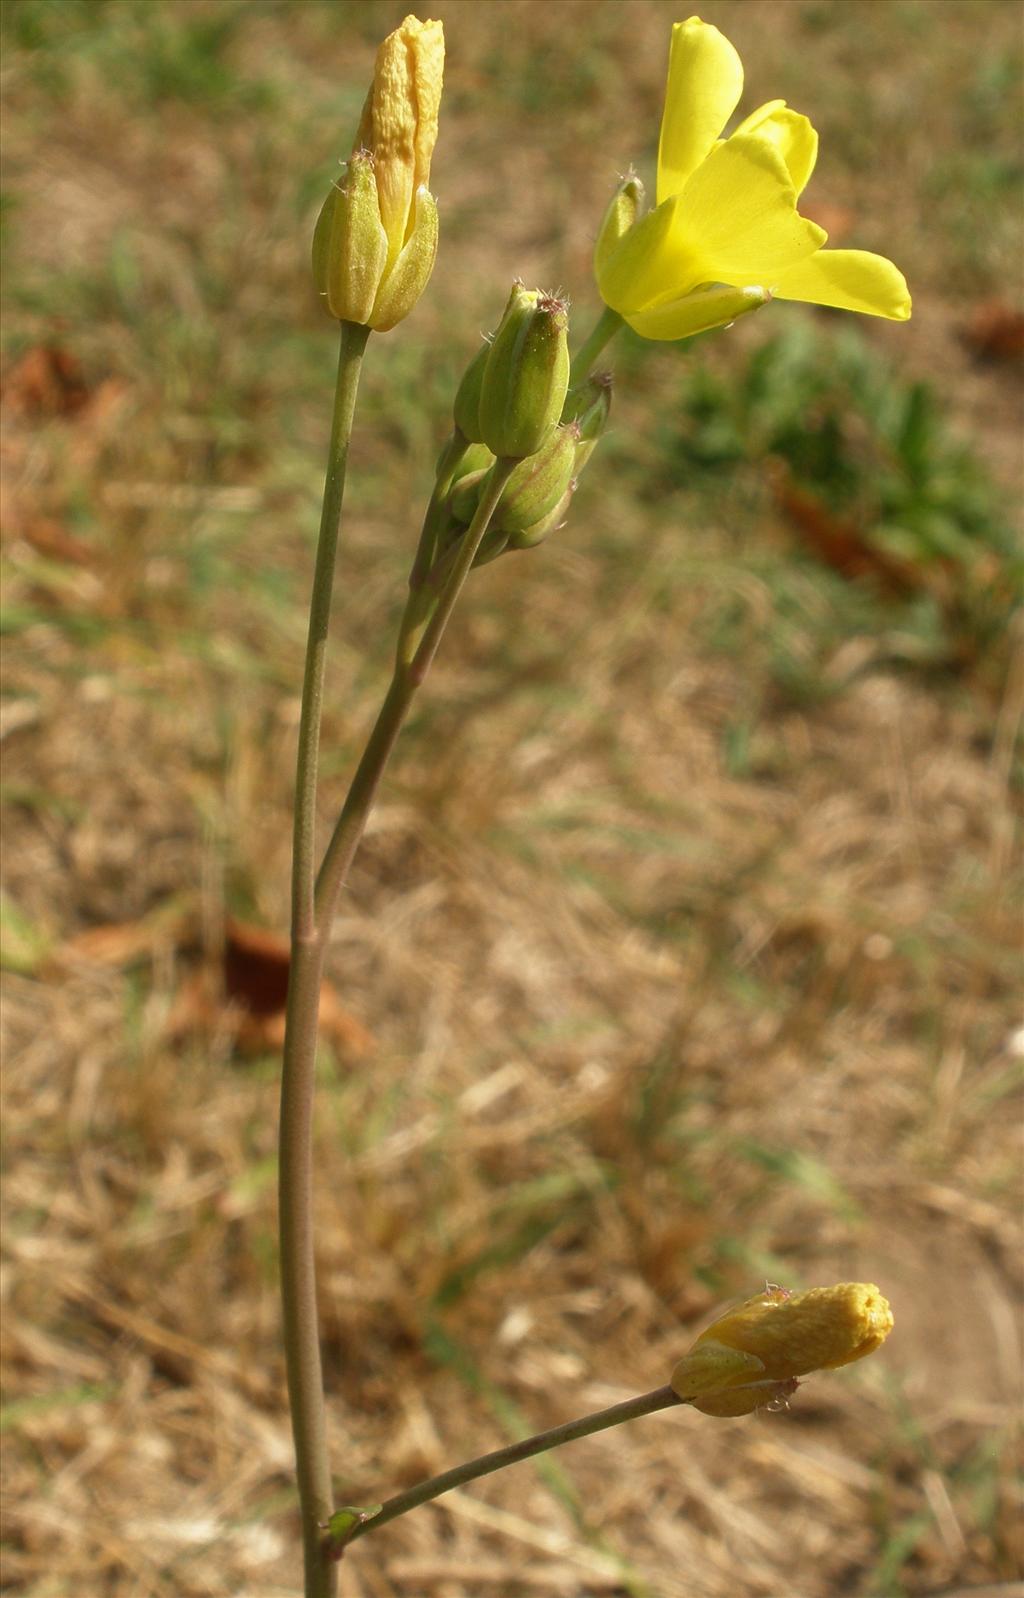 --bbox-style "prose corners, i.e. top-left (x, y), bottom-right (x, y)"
top-left (356, 14), bottom-right (444, 266)
top-left (671, 1283), bottom-right (893, 1418)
